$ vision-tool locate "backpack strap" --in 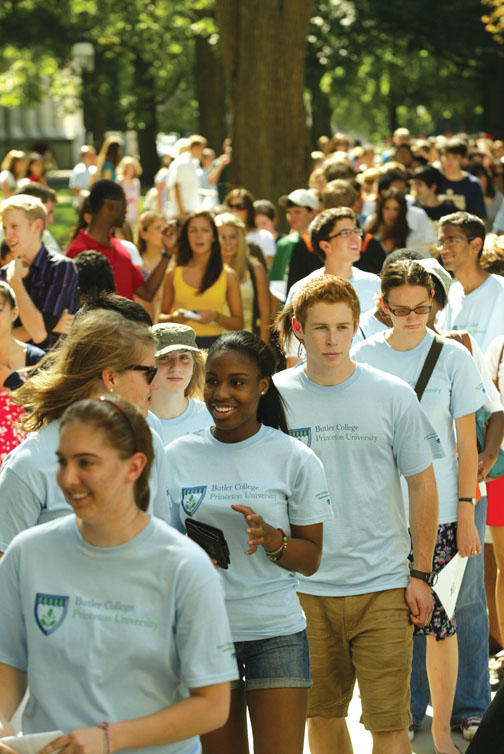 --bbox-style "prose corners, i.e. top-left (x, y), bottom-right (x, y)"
top-left (414, 335), bottom-right (444, 402)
